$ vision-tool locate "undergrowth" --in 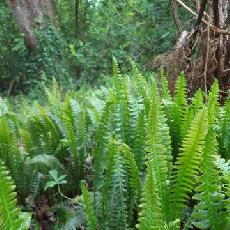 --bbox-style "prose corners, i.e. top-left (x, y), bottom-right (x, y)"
top-left (0, 60), bottom-right (229, 229)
